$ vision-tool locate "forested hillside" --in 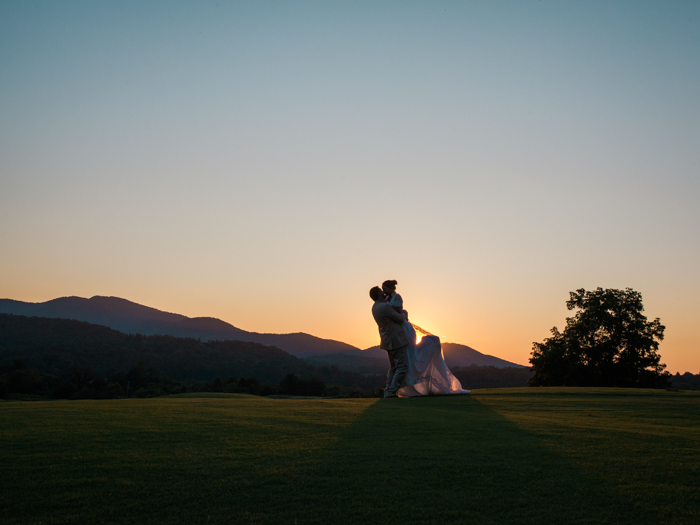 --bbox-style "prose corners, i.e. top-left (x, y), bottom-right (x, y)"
top-left (0, 314), bottom-right (312, 382)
